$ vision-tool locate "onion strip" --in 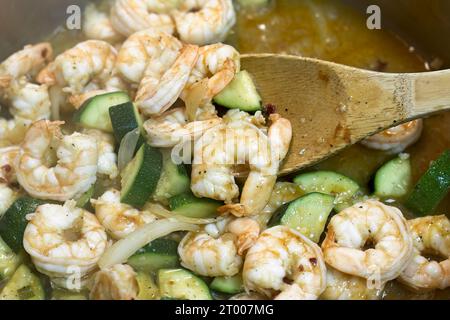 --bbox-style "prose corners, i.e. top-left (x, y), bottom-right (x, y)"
top-left (144, 203), bottom-right (225, 225)
top-left (118, 128), bottom-right (140, 171)
top-left (99, 219), bottom-right (199, 269)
